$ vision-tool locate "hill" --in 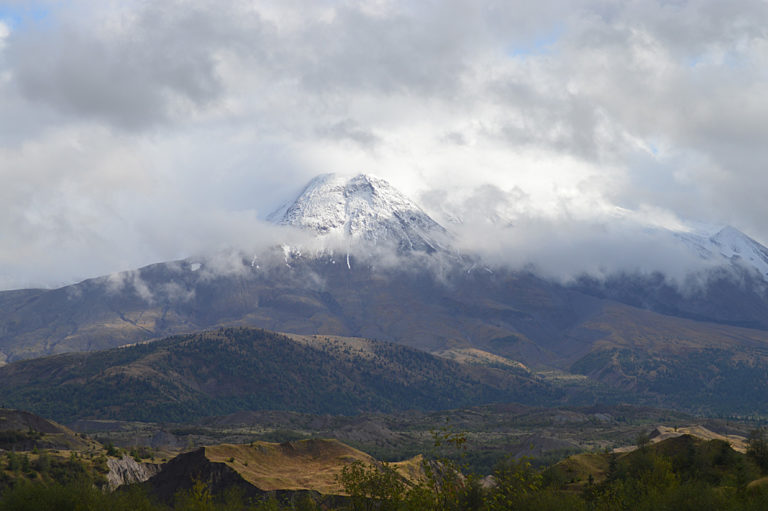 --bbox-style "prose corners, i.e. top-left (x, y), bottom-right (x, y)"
top-left (546, 431), bottom-right (759, 492)
top-left (0, 408), bottom-right (98, 451)
top-left (140, 438), bottom-right (423, 505)
top-left (0, 327), bottom-right (555, 423)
